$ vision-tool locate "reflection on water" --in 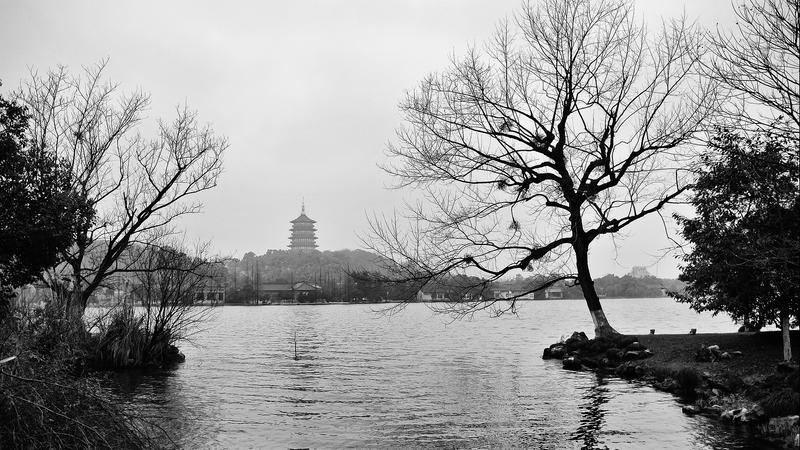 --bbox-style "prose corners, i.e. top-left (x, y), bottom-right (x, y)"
top-left (103, 299), bottom-right (779, 449)
top-left (572, 373), bottom-right (609, 450)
